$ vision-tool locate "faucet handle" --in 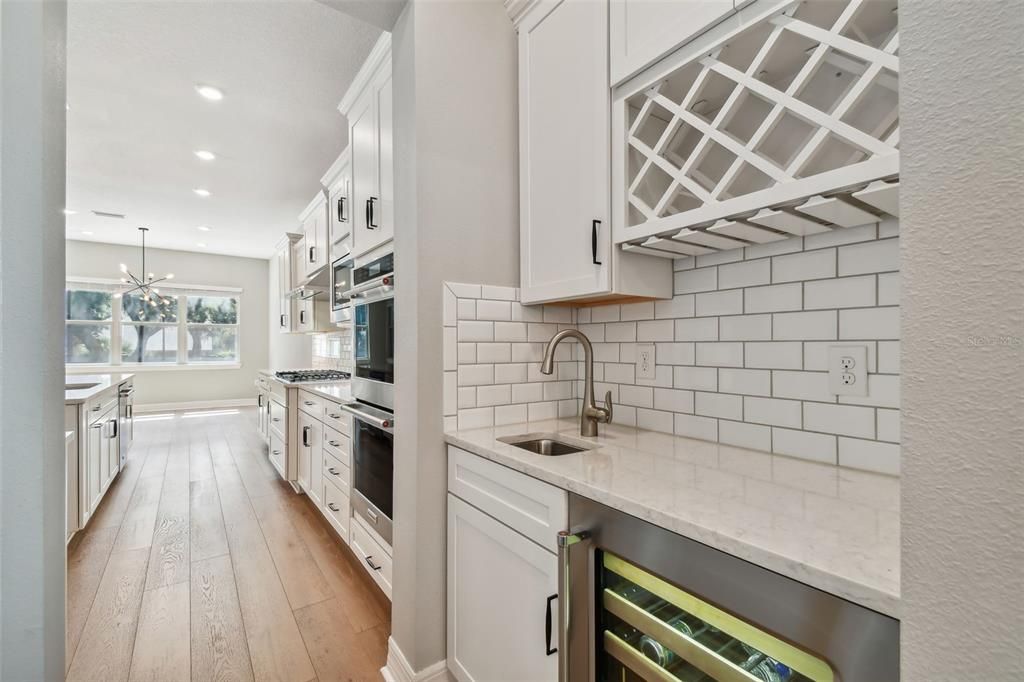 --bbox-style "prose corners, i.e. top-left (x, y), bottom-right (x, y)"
top-left (601, 390), bottom-right (614, 423)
